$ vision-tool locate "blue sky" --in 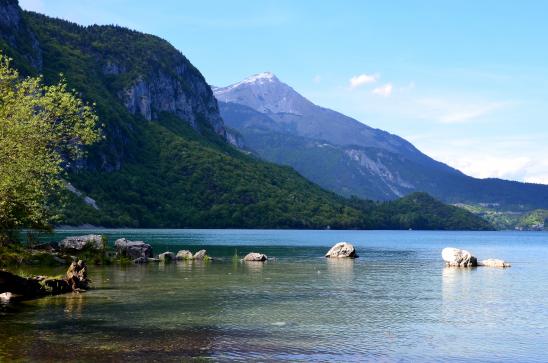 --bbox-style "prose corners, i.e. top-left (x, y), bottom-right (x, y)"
top-left (20, 0), bottom-right (548, 184)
